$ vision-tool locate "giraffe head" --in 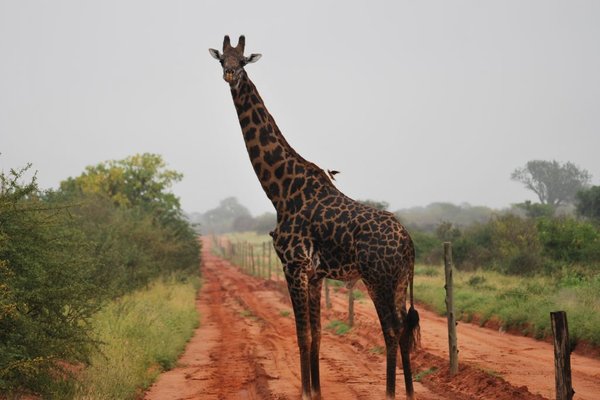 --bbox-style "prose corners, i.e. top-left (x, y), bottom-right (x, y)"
top-left (209, 35), bottom-right (262, 85)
